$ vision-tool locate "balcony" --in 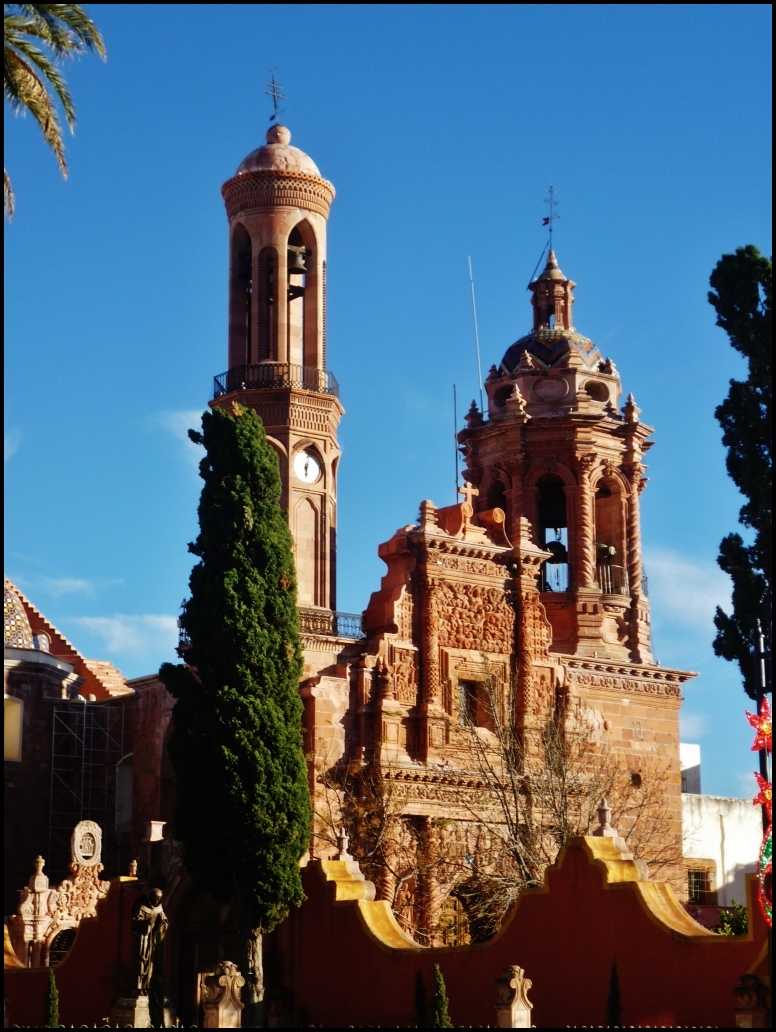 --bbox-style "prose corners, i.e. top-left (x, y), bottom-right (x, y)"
top-left (596, 563), bottom-right (629, 597)
top-left (213, 363), bottom-right (339, 400)
top-left (298, 608), bottom-right (365, 639)
top-left (179, 608), bottom-right (365, 649)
